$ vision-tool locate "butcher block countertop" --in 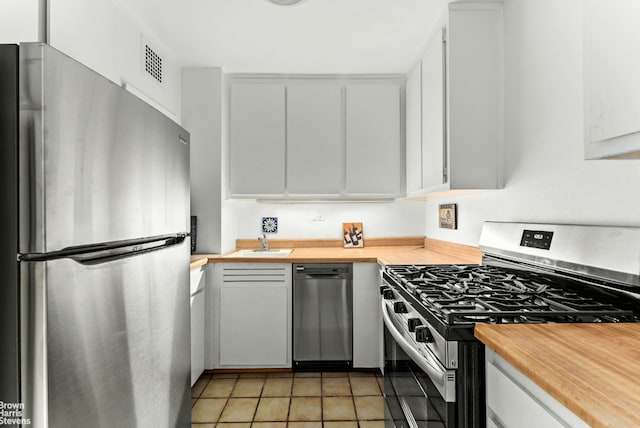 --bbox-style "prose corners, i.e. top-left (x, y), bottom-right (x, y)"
top-left (189, 256), bottom-right (209, 270)
top-left (475, 323), bottom-right (640, 428)
top-left (190, 236), bottom-right (481, 269)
